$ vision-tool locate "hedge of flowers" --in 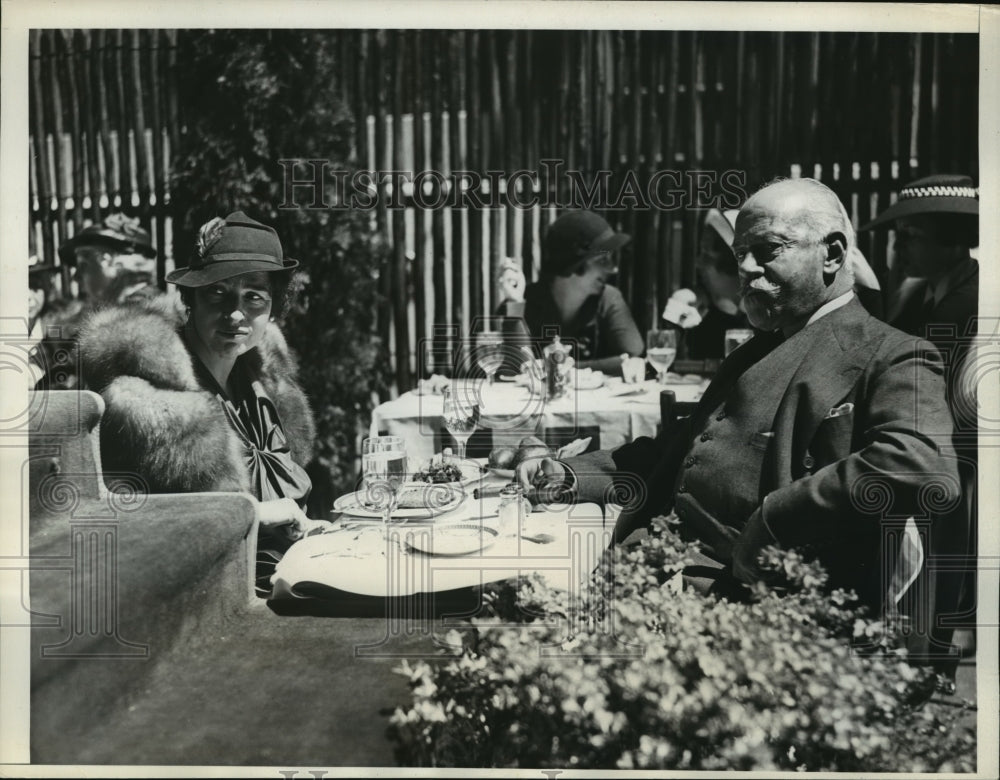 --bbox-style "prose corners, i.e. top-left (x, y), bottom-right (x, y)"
top-left (388, 515), bottom-right (975, 771)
